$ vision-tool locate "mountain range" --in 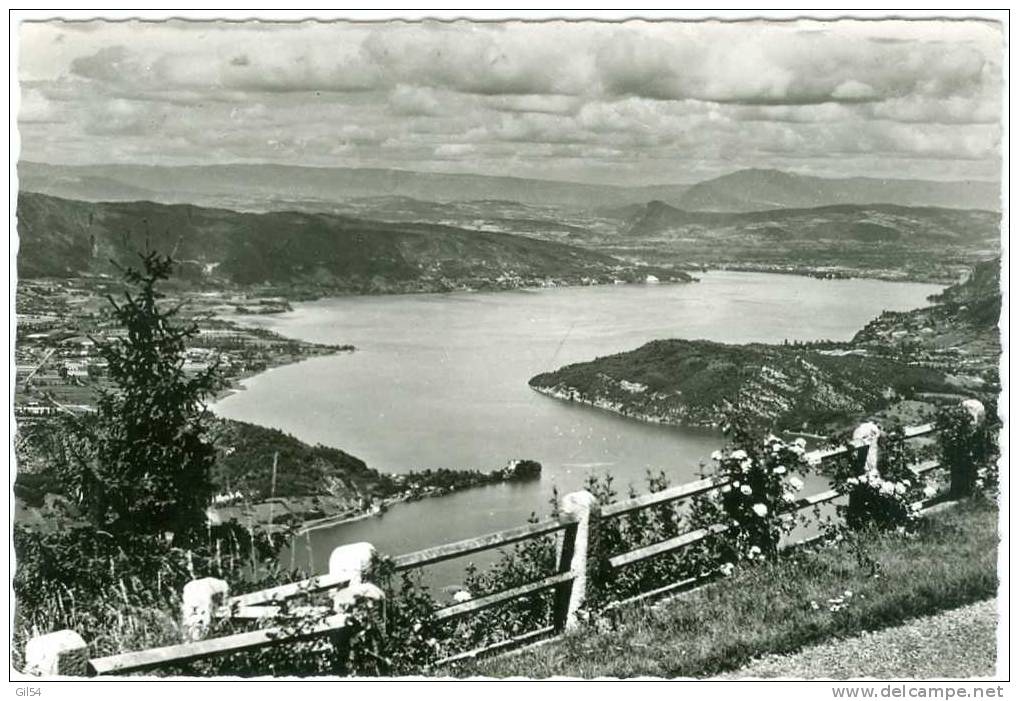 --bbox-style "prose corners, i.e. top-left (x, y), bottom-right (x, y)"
top-left (674, 168), bottom-right (1000, 212)
top-left (16, 192), bottom-right (688, 290)
top-left (19, 161), bottom-right (1000, 213)
top-left (18, 161), bottom-right (690, 211)
top-left (625, 200), bottom-right (1001, 245)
